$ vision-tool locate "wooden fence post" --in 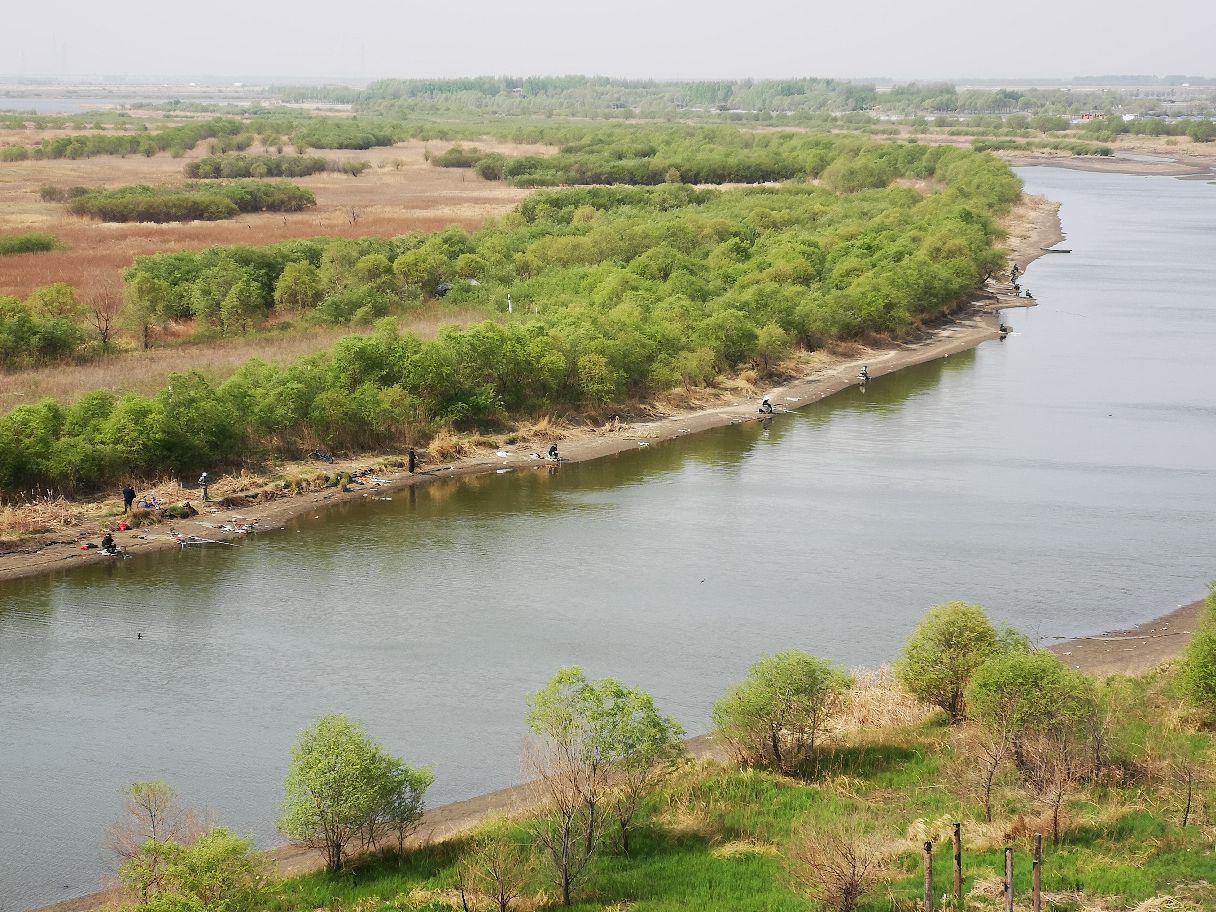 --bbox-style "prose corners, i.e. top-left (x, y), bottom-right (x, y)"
top-left (1032, 833), bottom-right (1043, 912)
top-left (953, 822), bottom-right (963, 902)
top-left (1004, 846), bottom-right (1015, 912)
top-left (923, 840), bottom-right (934, 912)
